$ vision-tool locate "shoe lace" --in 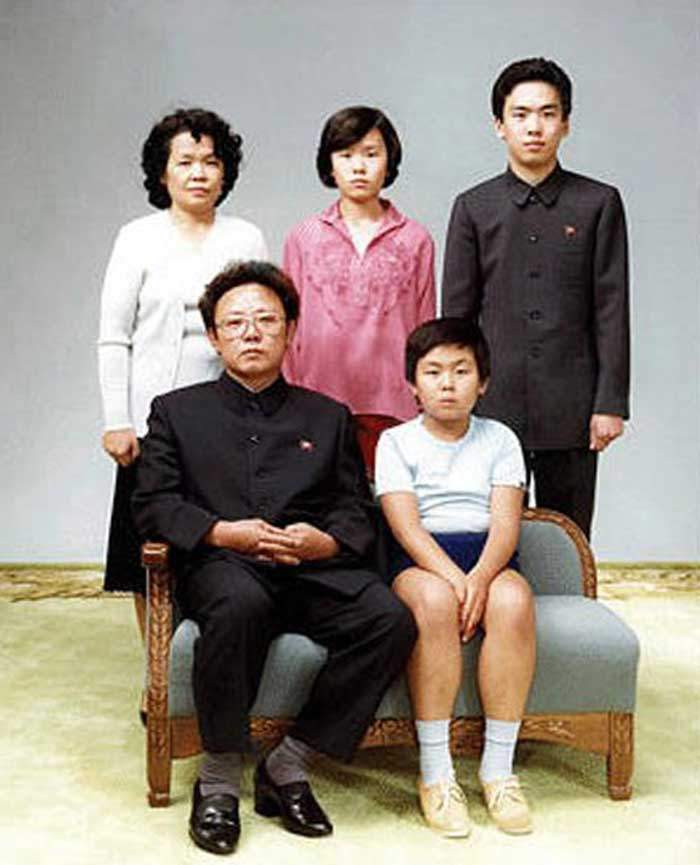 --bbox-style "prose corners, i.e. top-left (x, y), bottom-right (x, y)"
top-left (489, 776), bottom-right (526, 810)
top-left (436, 779), bottom-right (467, 814)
